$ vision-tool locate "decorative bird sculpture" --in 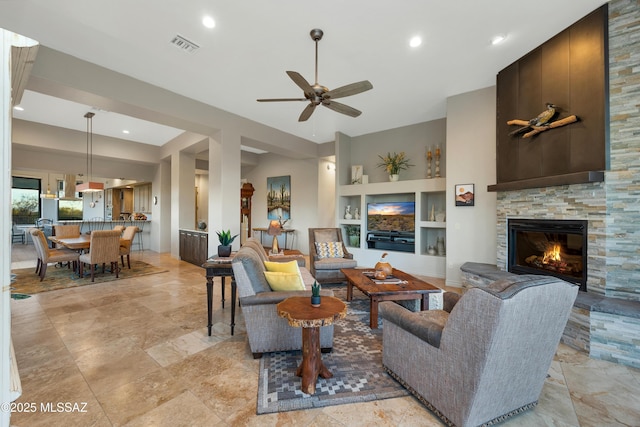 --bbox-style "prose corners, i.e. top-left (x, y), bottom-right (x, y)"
top-left (509, 103), bottom-right (557, 136)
